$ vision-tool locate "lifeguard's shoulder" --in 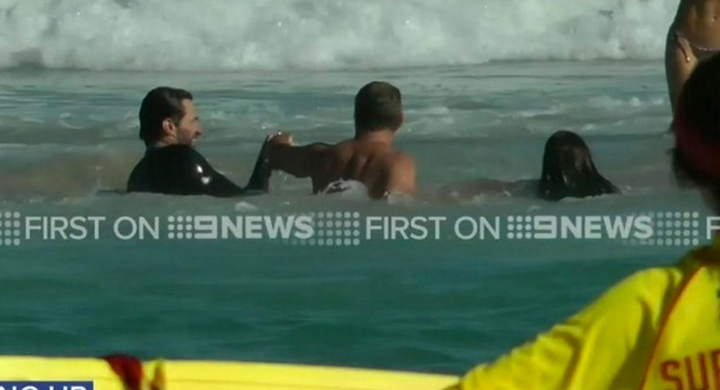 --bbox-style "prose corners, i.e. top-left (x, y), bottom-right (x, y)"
top-left (592, 259), bottom-right (699, 320)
